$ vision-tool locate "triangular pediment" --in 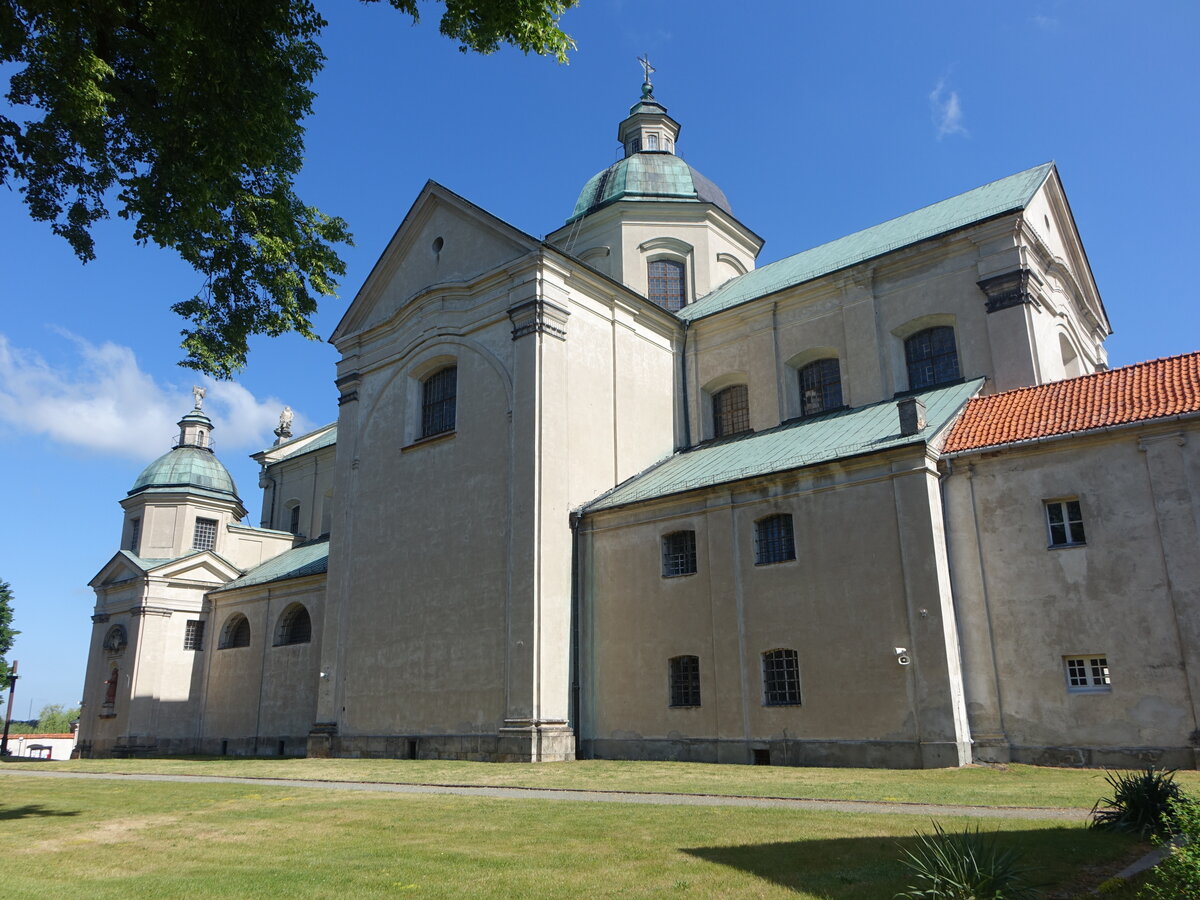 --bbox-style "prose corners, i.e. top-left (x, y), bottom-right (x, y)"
top-left (331, 181), bottom-right (540, 346)
top-left (148, 551), bottom-right (242, 585)
top-left (89, 550), bottom-right (152, 588)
